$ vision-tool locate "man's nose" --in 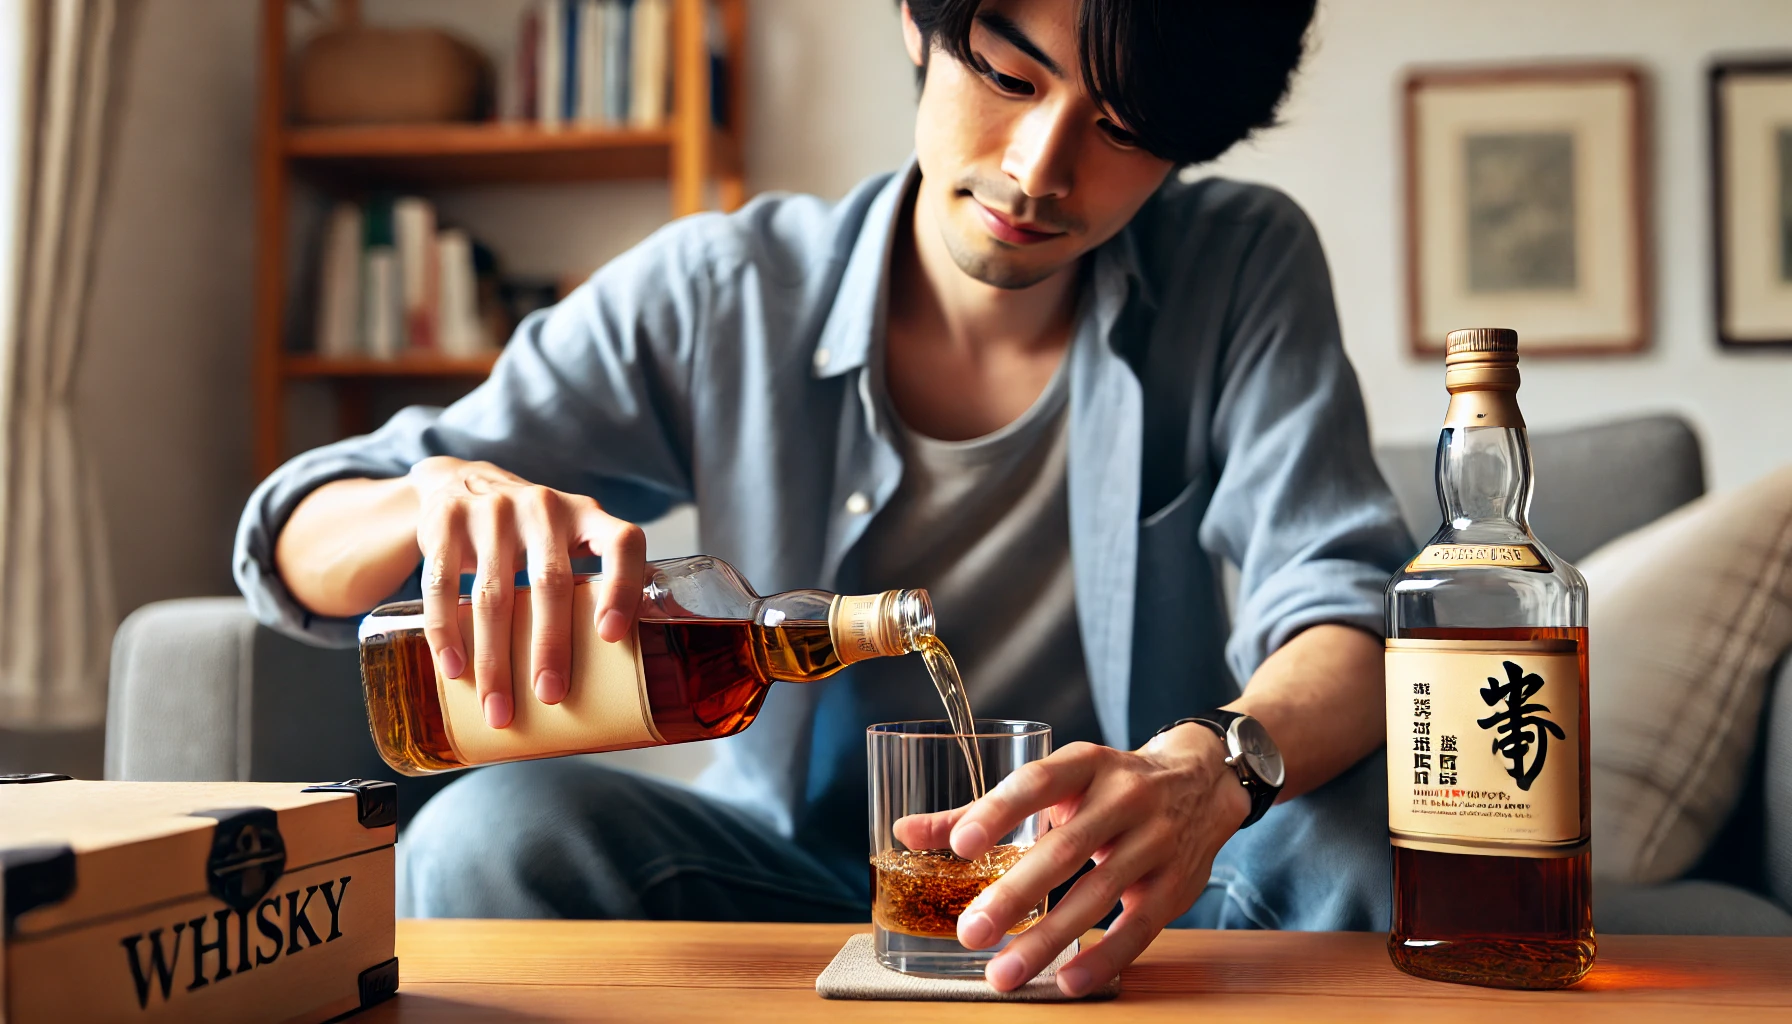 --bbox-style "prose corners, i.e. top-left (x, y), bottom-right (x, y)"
top-left (1000, 102), bottom-right (1075, 201)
